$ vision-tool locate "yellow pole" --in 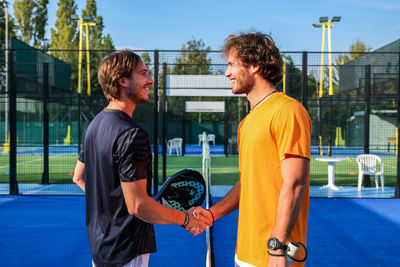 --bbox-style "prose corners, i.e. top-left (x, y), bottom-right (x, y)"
top-left (327, 22), bottom-right (334, 95)
top-left (78, 19), bottom-right (83, 94)
top-left (319, 136), bottom-right (323, 156)
top-left (282, 57), bottom-right (286, 93)
top-left (319, 25), bottom-right (326, 98)
top-left (85, 23), bottom-right (91, 96)
top-left (396, 128), bottom-right (398, 156)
